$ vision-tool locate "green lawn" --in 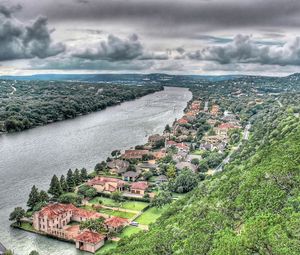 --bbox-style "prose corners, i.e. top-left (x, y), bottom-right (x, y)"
top-left (95, 241), bottom-right (118, 255)
top-left (98, 208), bottom-right (136, 219)
top-left (118, 226), bottom-right (142, 238)
top-left (191, 150), bottom-right (203, 155)
top-left (135, 206), bottom-right (168, 225)
top-left (89, 196), bottom-right (149, 211)
top-left (21, 222), bottom-right (36, 231)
